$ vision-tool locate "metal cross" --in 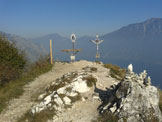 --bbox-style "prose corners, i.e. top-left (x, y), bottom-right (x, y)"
top-left (91, 34), bottom-right (103, 60)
